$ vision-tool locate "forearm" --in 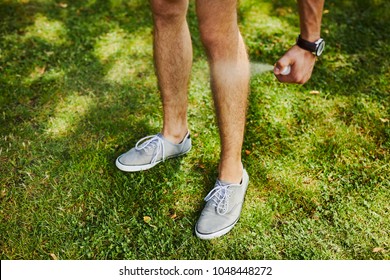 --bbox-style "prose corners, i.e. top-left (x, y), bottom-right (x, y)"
top-left (298, 0), bottom-right (325, 41)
